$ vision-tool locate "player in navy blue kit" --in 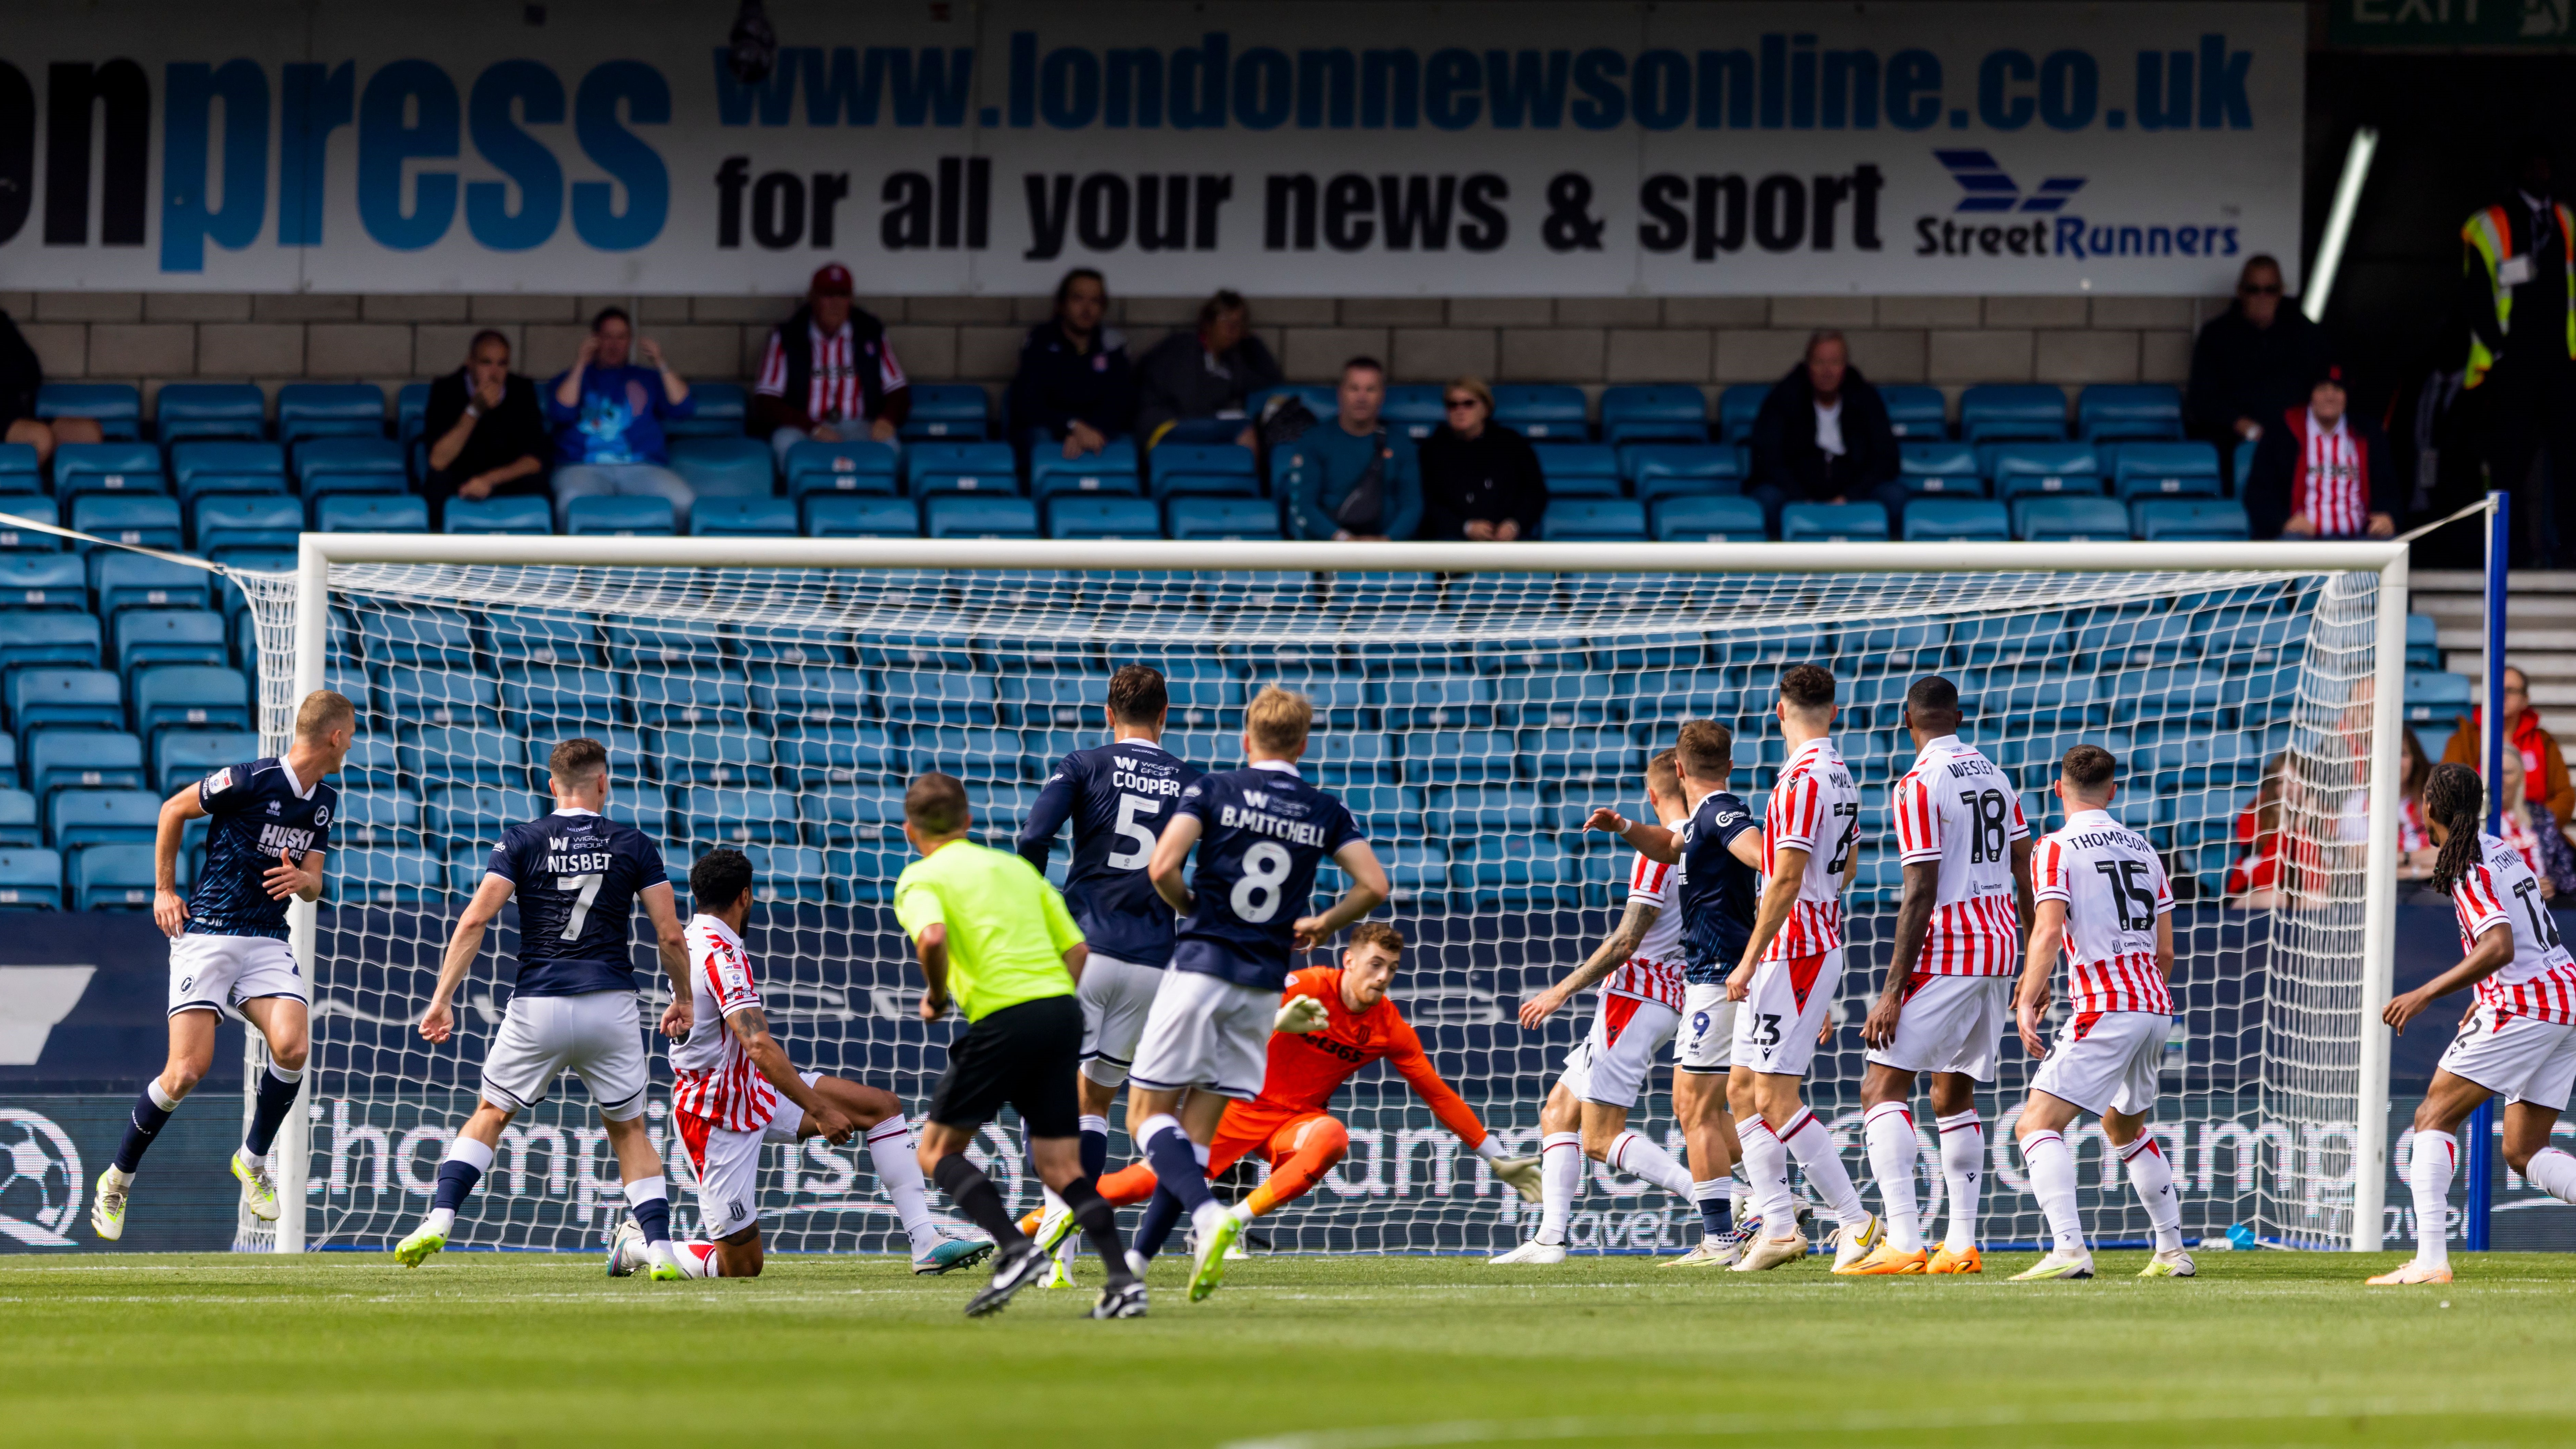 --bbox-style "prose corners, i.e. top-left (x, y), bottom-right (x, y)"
top-left (1133, 685), bottom-right (1389, 1302)
top-left (91, 691), bottom-right (354, 1242)
top-left (395, 738), bottom-right (694, 1279)
top-left (1014, 664), bottom-right (1203, 1280)
top-left (1586, 719), bottom-right (1766, 1266)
